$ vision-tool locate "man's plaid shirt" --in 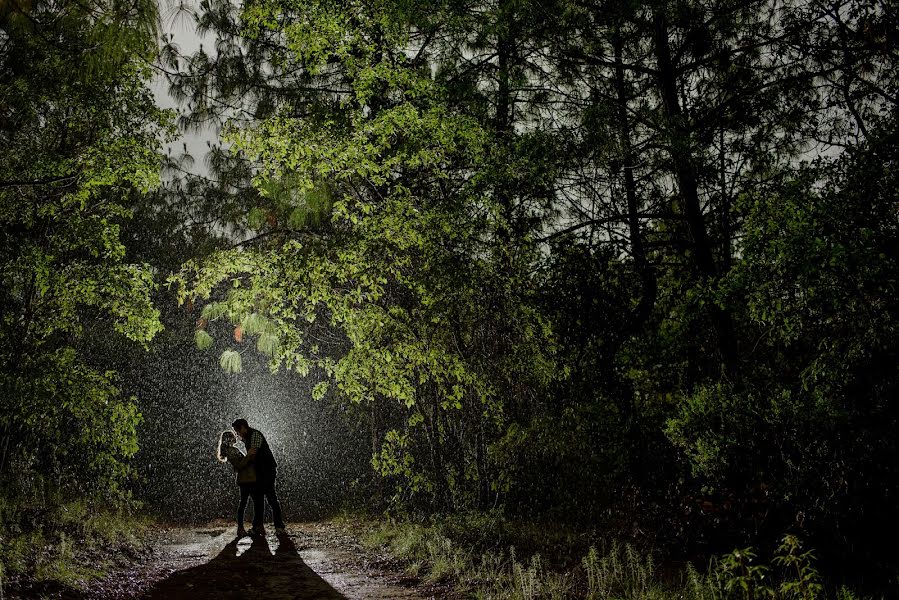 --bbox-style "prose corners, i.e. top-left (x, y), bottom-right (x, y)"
top-left (249, 429), bottom-right (263, 450)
